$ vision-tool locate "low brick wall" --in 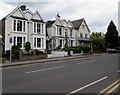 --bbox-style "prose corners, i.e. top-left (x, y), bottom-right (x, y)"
top-left (19, 51), bottom-right (47, 61)
top-left (48, 51), bottom-right (68, 58)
